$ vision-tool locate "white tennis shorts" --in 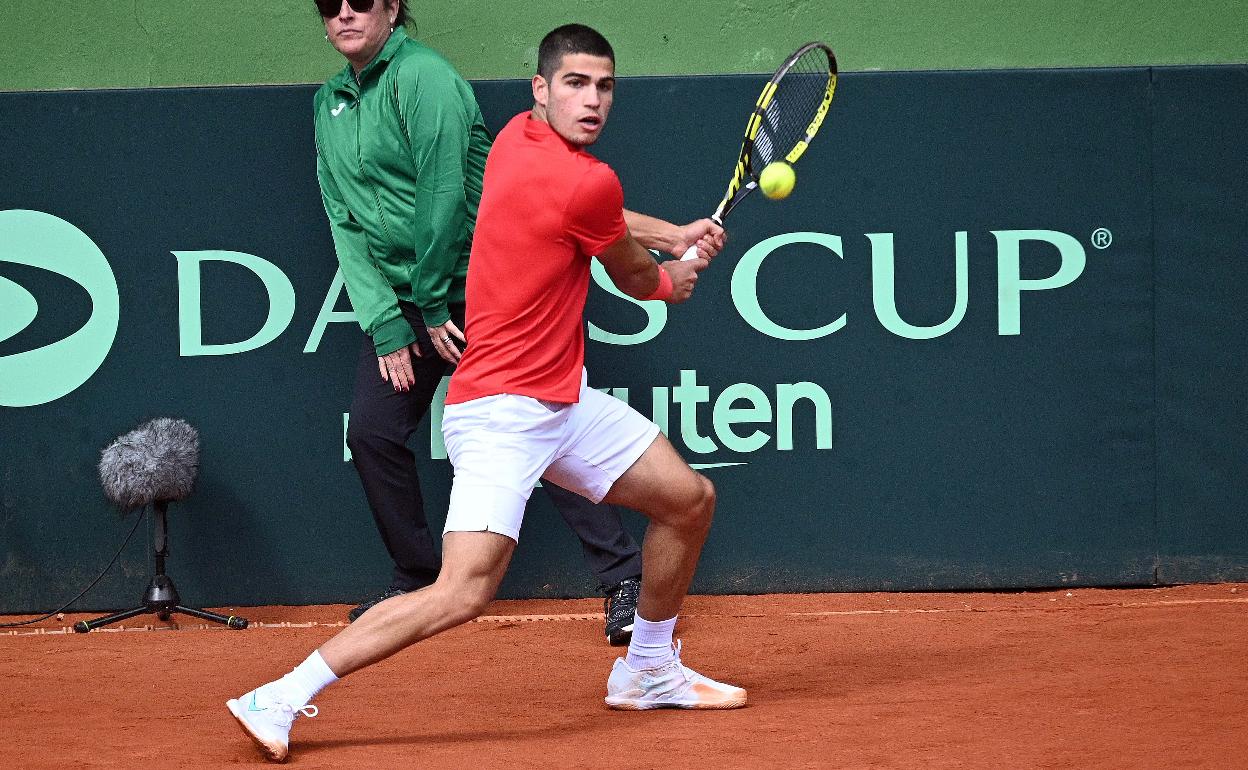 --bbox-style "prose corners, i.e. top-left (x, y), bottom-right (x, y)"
top-left (441, 370), bottom-right (660, 542)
